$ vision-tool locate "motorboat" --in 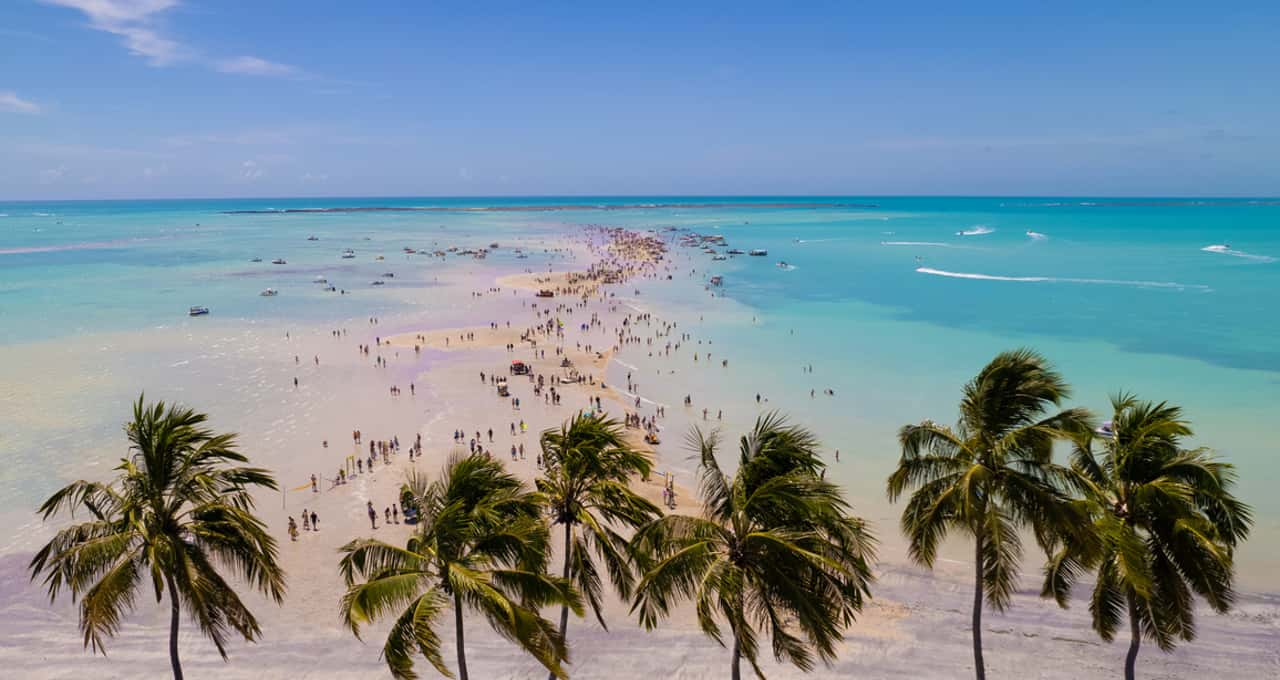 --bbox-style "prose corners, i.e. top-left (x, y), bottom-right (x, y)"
top-left (748, 249), bottom-right (768, 256)
top-left (777, 261), bottom-right (794, 270)
top-left (709, 275), bottom-right (723, 286)
top-left (712, 255), bottom-right (727, 261)
top-left (260, 288), bottom-right (278, 297)
top-left (535, 289), bottom-right (555, 298)
top-left (341, 249), bottom-right (356, 259)
top-left (1095, 421), bottom-right (1116, 438)
top-left (727, 249), bottom-right (745, 255)
top-left (313, 276), bottom-right (328, 283)
top-left (375, 255), bottom-right (385, 261)
top-left (381, 272), bottom-right (395, 278)
top-left (188, 306), bottom-right (210, 316)
top-left (271, 258), bottom-right (287, 264)
top-left (489, 242), bottom-right (500, 249)
top-left (403, 247), bottom-right (416, 254)
top-left (307, 235), bottom-right (319, 241)
top-left (370, 280), bottom-right (385, 286)
top-left (249, 257), bottom-right (263, 262)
